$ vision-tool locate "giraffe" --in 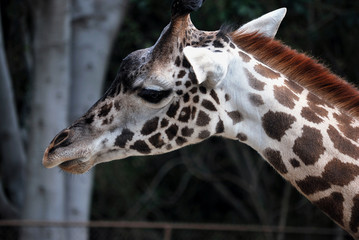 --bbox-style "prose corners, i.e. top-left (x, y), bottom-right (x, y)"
top-left (43, 0), bottom-right (359, 238)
